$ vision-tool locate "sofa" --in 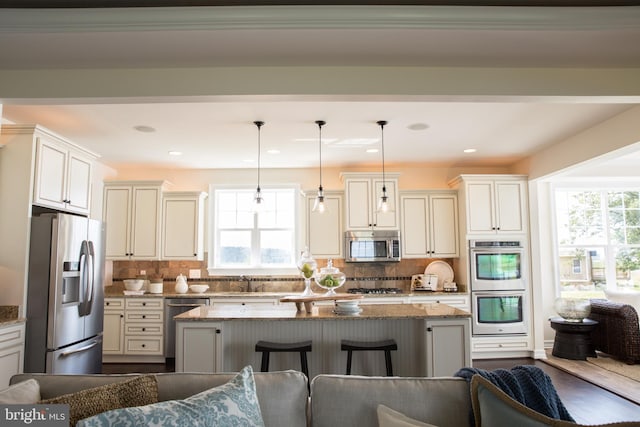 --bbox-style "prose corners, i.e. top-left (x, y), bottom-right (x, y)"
top-left (589, 298), bottom-right (640, 364)
top-left (10, 370), bottom-right (472, 427)
top-left (6, 367), bottom-right (638, 427)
